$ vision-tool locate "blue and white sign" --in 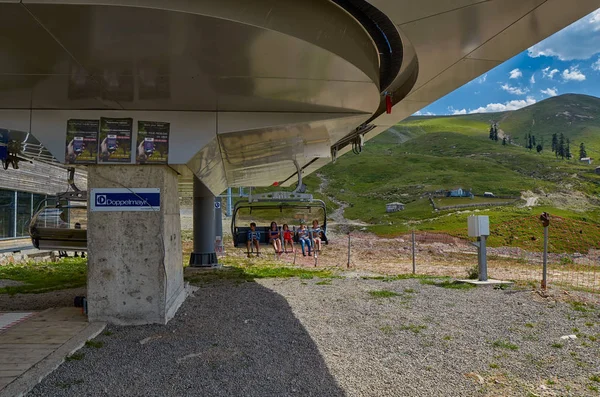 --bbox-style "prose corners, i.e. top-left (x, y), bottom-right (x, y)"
top-left (90, 188), bottom-right (160, 212)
